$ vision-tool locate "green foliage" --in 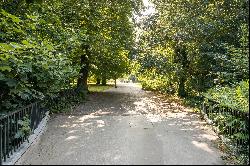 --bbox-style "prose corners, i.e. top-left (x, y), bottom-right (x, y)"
top-left (204, 101), bottom-right (249, 165)
top-left (135, 0), bottom-right (249, 97)
top-left (44, 89), bottom-right (86, 114)
top-left (0, 0), bottom-right (143, 113)
top-left (15, 115), bottom-right (31, 139)
top-left (0, 5), bottom-right (78, 112)
top-left (204, 80), bottom-right (249, 113)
